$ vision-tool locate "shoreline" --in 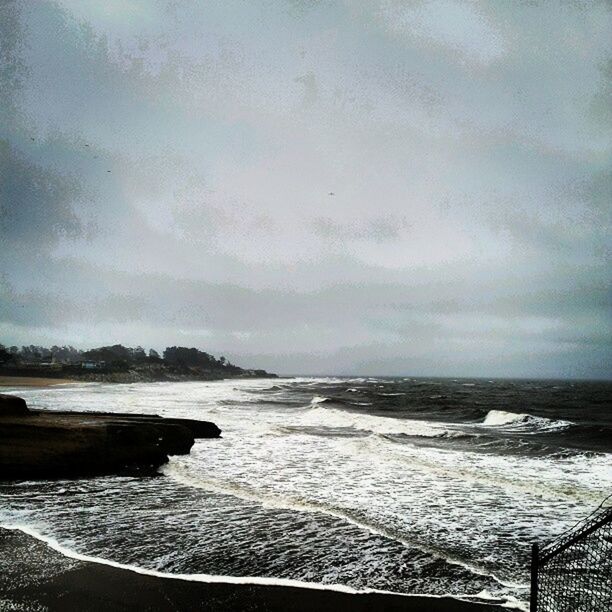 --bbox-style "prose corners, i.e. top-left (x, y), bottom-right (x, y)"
top-left (0, 385), bottom-right (531, 611)
top-left (0, 525), bottom-right (517, 611)
top-left (0, 375), bottom-right (78, 387)
top-left (0, 372), bottom-right (278, 387)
